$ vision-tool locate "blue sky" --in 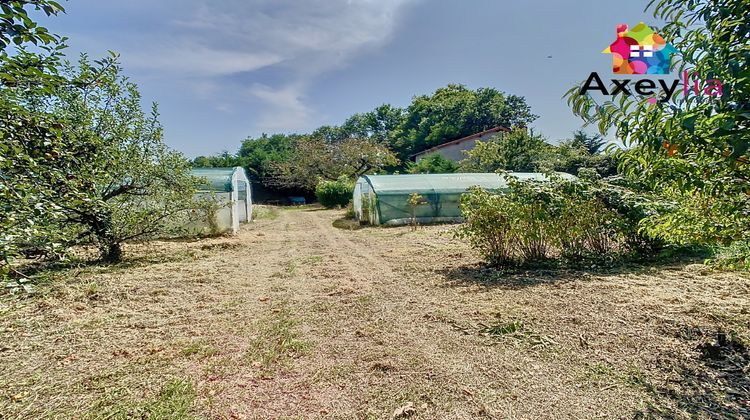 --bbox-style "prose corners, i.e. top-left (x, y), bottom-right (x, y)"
top-left (44, 0), bottom-right (655, 157)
